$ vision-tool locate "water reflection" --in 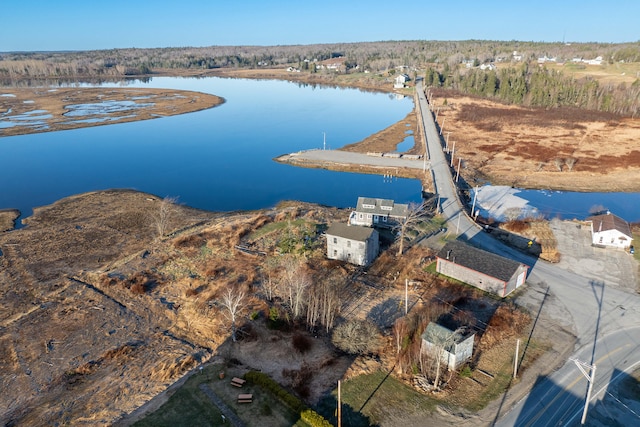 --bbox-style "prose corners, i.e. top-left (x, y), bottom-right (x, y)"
top-left (0, 76), bottom-right (421, 223)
